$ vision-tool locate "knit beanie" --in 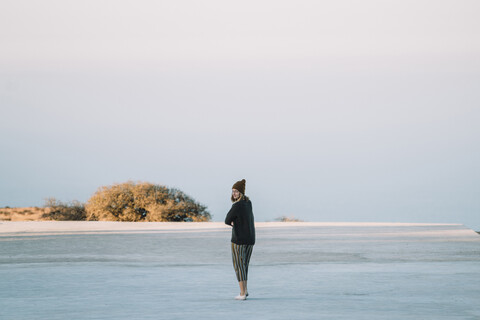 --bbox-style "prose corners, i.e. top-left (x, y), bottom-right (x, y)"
top-left (232, 179), bottom-right (246, 195)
